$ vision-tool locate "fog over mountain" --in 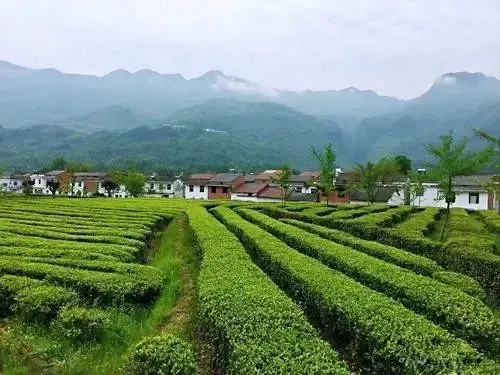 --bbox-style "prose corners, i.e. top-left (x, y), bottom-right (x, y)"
top-left (0, 60), bottom-right (499, 171)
